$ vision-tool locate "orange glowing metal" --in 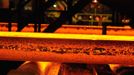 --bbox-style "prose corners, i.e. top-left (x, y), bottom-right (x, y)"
top-left (1, 22), bottom-right (134, 36)
top-left (0, 32), bottom-right (134, 64)
top-left (0, 31), bottom-right (134, 41)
